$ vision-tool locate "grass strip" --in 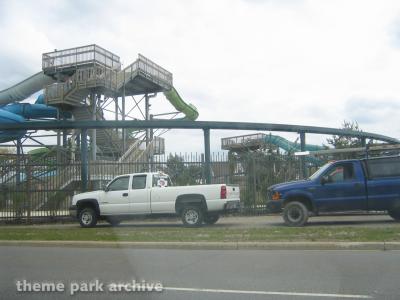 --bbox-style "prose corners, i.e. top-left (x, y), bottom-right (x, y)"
top-left (0, 226), bottom-right (399, 242)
